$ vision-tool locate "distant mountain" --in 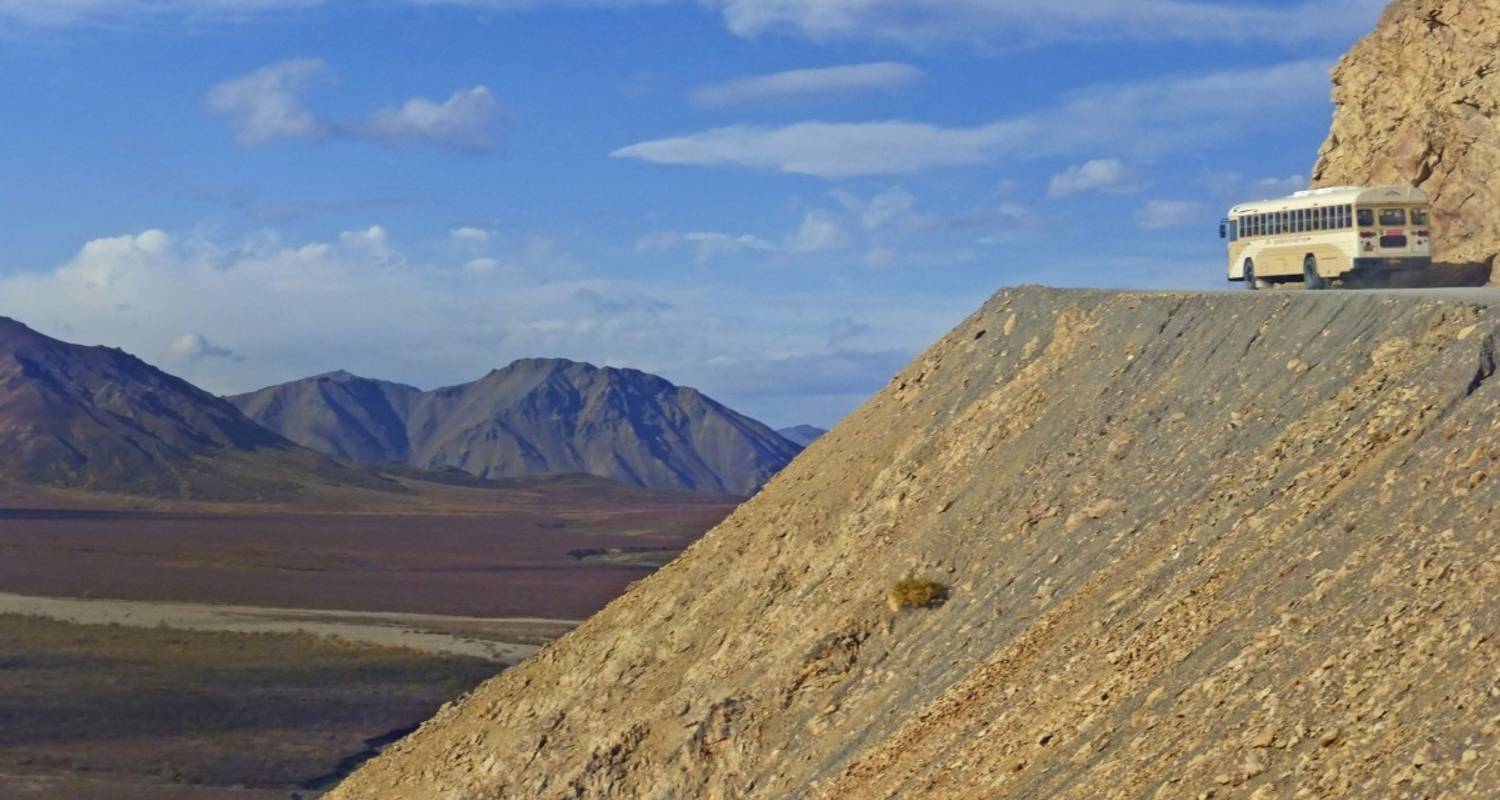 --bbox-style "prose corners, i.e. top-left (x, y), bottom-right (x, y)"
top-left (0, 317), bottom-right (380, 499)
top-left (776, 425), bottom-right (826, 447)
top-left (229, 371), bottom-right (422, 464)
top-left (231, 359), bottom-right (803, 495)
